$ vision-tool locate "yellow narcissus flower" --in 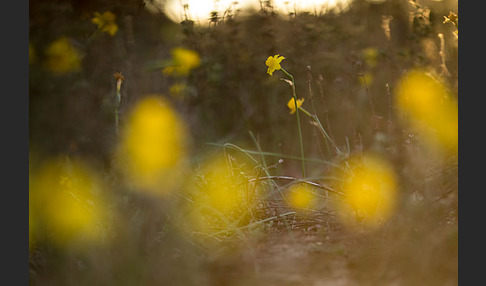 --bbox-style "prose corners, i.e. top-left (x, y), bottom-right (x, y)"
top-left (92, 11), bottom-right (118, 36)
top-left (265, 54), bottom-right (285, 76)
top-left (442, 12), bottom-right (458, 38)
top-left (287, 97), bottom-right (305, 114)
top-left (443, 12), bottom-right (458, 27)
